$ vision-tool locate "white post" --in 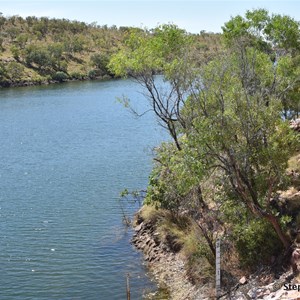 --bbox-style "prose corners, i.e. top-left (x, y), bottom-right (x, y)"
top-left (216, 239), bottom-right (221, 299)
